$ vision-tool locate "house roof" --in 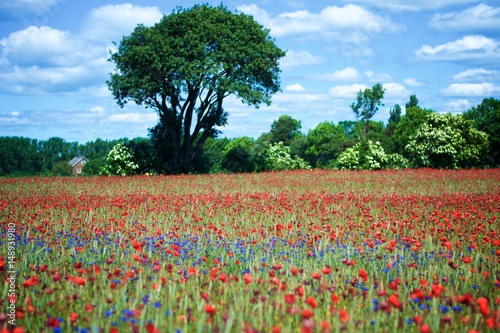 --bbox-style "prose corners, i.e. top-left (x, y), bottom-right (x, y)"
top-left (69, 157), bottom-right (88, 167)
